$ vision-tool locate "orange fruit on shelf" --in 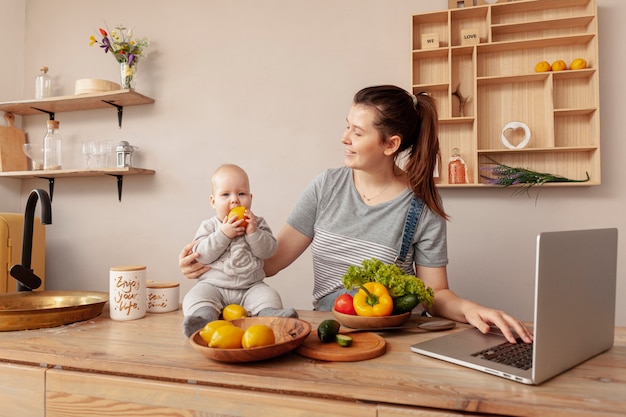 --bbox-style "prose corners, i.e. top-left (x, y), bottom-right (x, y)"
top-left (242, 324), bottom-right (276, 349)
top-left (570, 58), bottom-right (587, 70)
top-left (222, 304), bottom-right (248, 321)
top-left (535, 61), bottom-right (551, 72)
top-left (551, 60), bottom-right (568, 71)
top-left (227, 206), bottom-right (247, 227)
